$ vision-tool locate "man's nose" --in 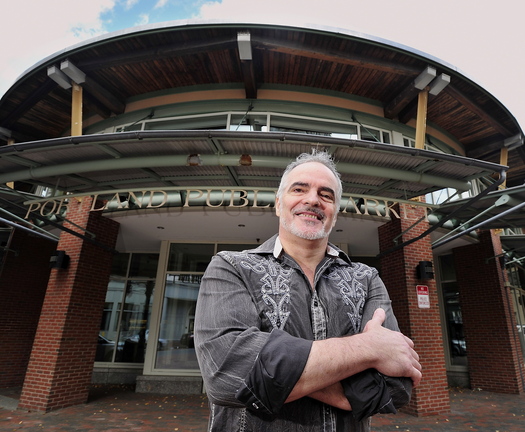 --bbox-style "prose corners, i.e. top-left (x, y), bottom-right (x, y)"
top-left (303, 190), bottom-right (320, 206)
